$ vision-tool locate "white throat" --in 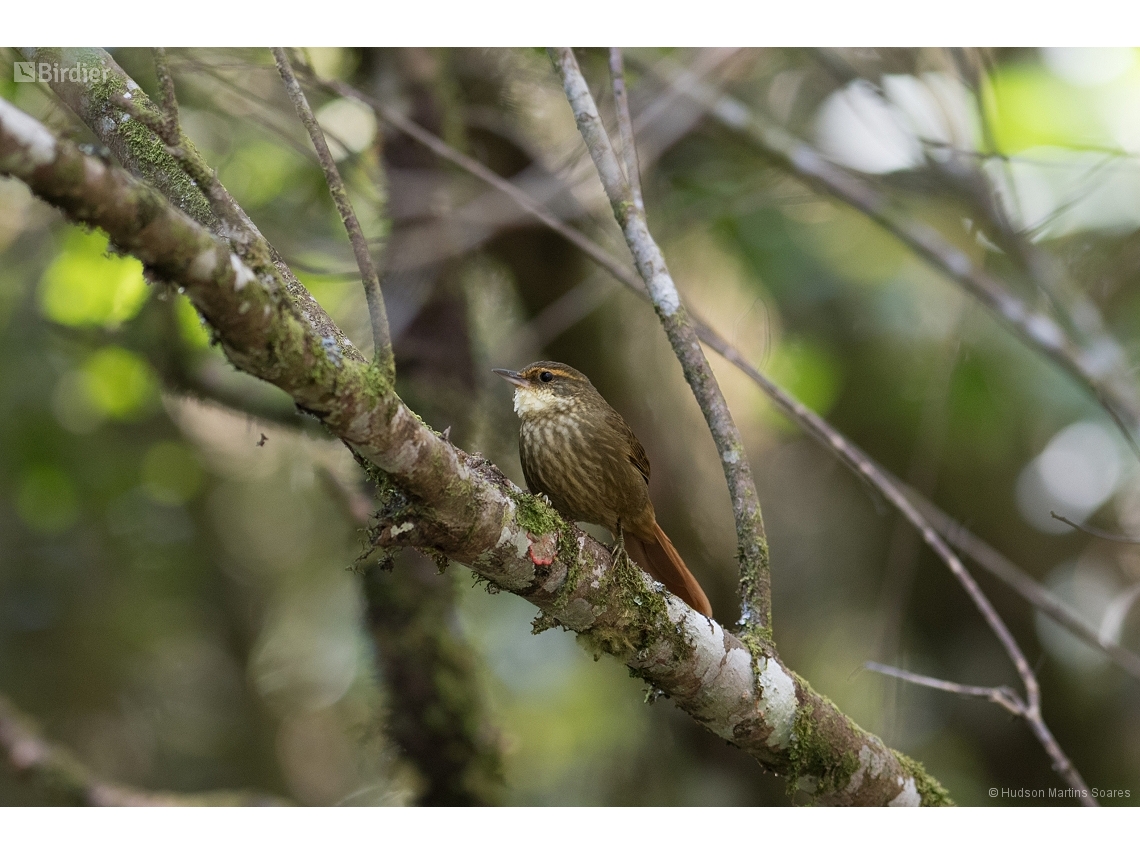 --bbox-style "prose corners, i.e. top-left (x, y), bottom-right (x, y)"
top-left (513, 386), bottom-right (566, 418)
